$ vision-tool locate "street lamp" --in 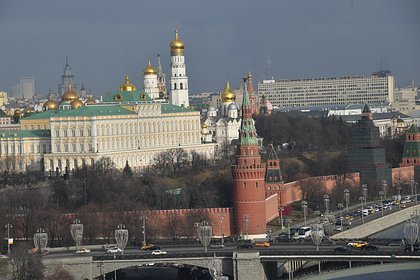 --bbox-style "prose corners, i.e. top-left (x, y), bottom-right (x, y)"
top-left (115, 224), bottom-right (128, 253)
top-left (301, 201), bottom-right (308, 226)
top-left (34, 228), bottom-right (48, 254)
top-left (344, 189), bottom-right (350, 213)
top-left (219, 213), bottom-right (225, 246)
top-left (379, 191), bottom-right (385, 217)
top-left (5, 224), bottom-right (12, 255)
top-left (279, 207), bottom-right (285, 230)
top-left (411, 178), bottom-right (418, 205)
top-left (323, 194), bottom-right (330, 215)
top-left (197, 221), bottom-right (212, 253)
top-left (243, 215), bottom-right (250, 240)
top-left (362, 184), bottom-right (368, 207)
top-left (140, 216), bottom-right (147, 247)
top-left (396, 185), bottom-right (402, 211)
top-left (382, 180), bottom-right (388, 200)
top-left (359, 196), bottom-right (365, 224)
top-left (286, 218), bottom-right (293, 241)
top-left (70, 219), bottom-right (83, 250)
top-left (404, 218), bottom-right (419, 253)
top-left (338, 203), bottom-right (344, 231)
